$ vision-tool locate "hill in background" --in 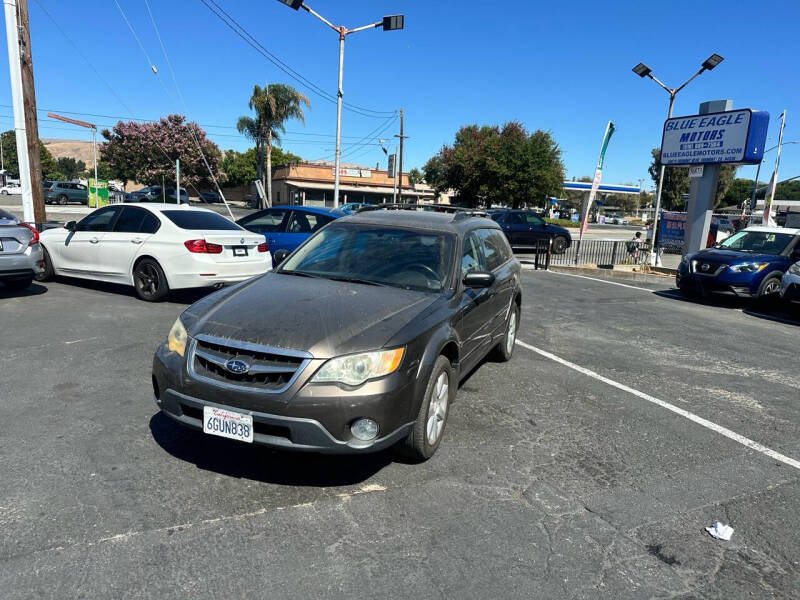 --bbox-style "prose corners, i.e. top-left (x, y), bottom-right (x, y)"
top-left (41, 138), bottom-right (95, 167)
